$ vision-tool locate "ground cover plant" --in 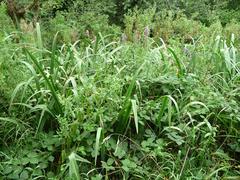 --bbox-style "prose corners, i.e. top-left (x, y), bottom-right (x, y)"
top-left (0, 0), bottom-right (240, 179)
